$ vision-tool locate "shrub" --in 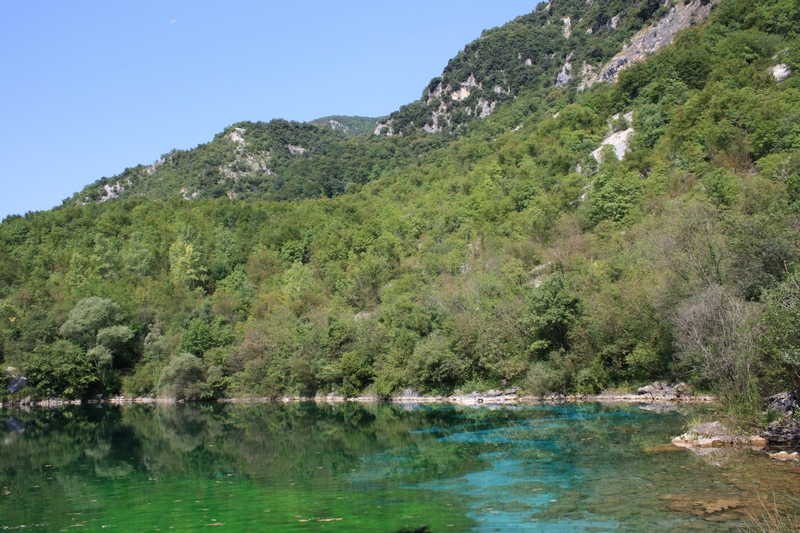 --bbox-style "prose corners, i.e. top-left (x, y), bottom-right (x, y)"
top-left (24, 340), bottom-right (98, 399)
top-left (673, 285), bottom-right (761, 403)
top-left (60, 297), bottom-right (124, 346)
top-left (407, 331), bottom-right (469, 392)
top-left (157, 353), bottom-right (207, 400)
